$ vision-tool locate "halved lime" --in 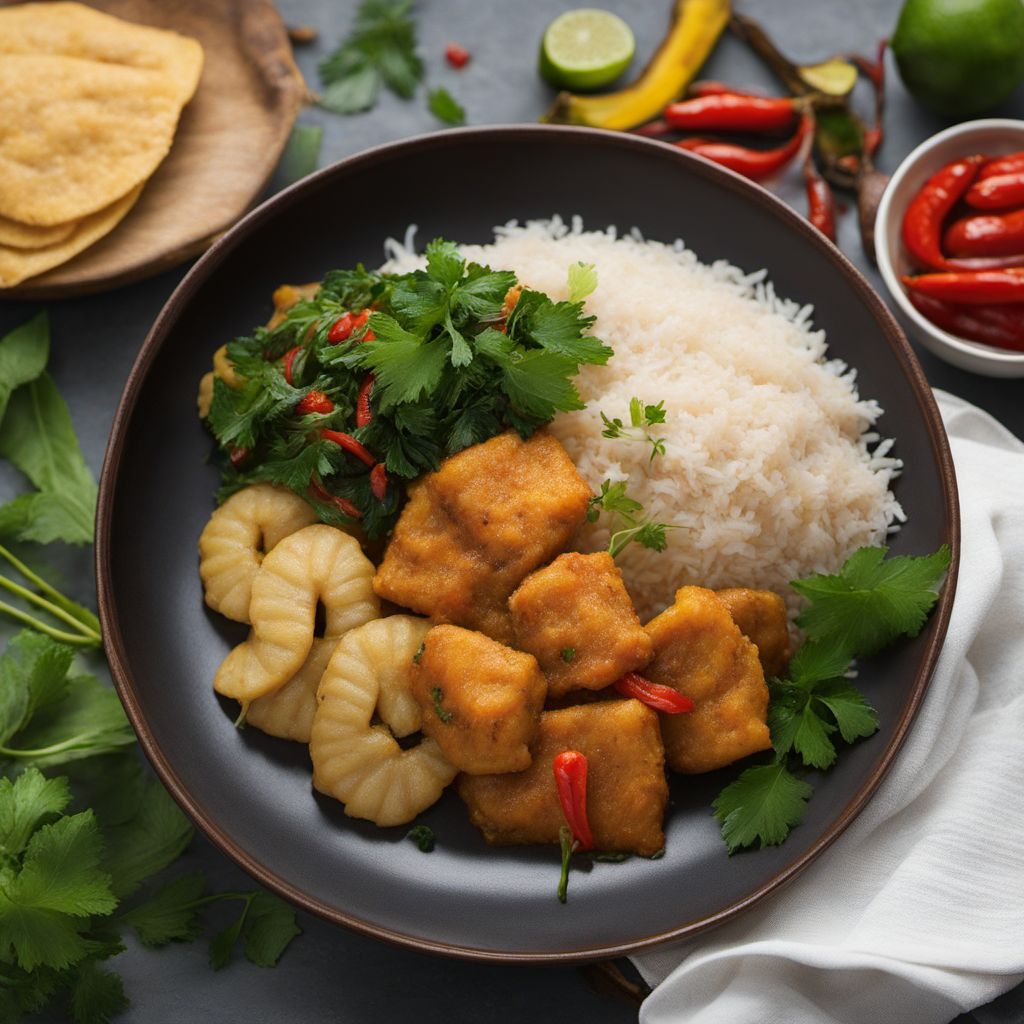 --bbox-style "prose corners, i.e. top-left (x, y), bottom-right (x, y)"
top-left (539, 9), bottom-right (635, 92)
